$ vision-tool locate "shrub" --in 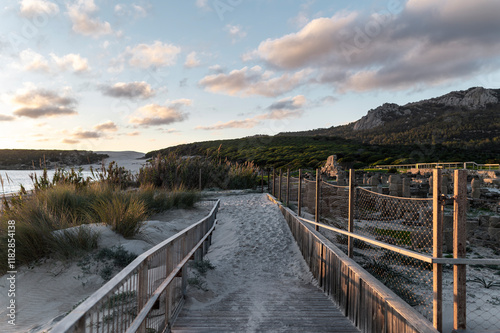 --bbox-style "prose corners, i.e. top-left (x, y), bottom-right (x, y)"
top-left (91, 194), bottom-right (147, 238)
